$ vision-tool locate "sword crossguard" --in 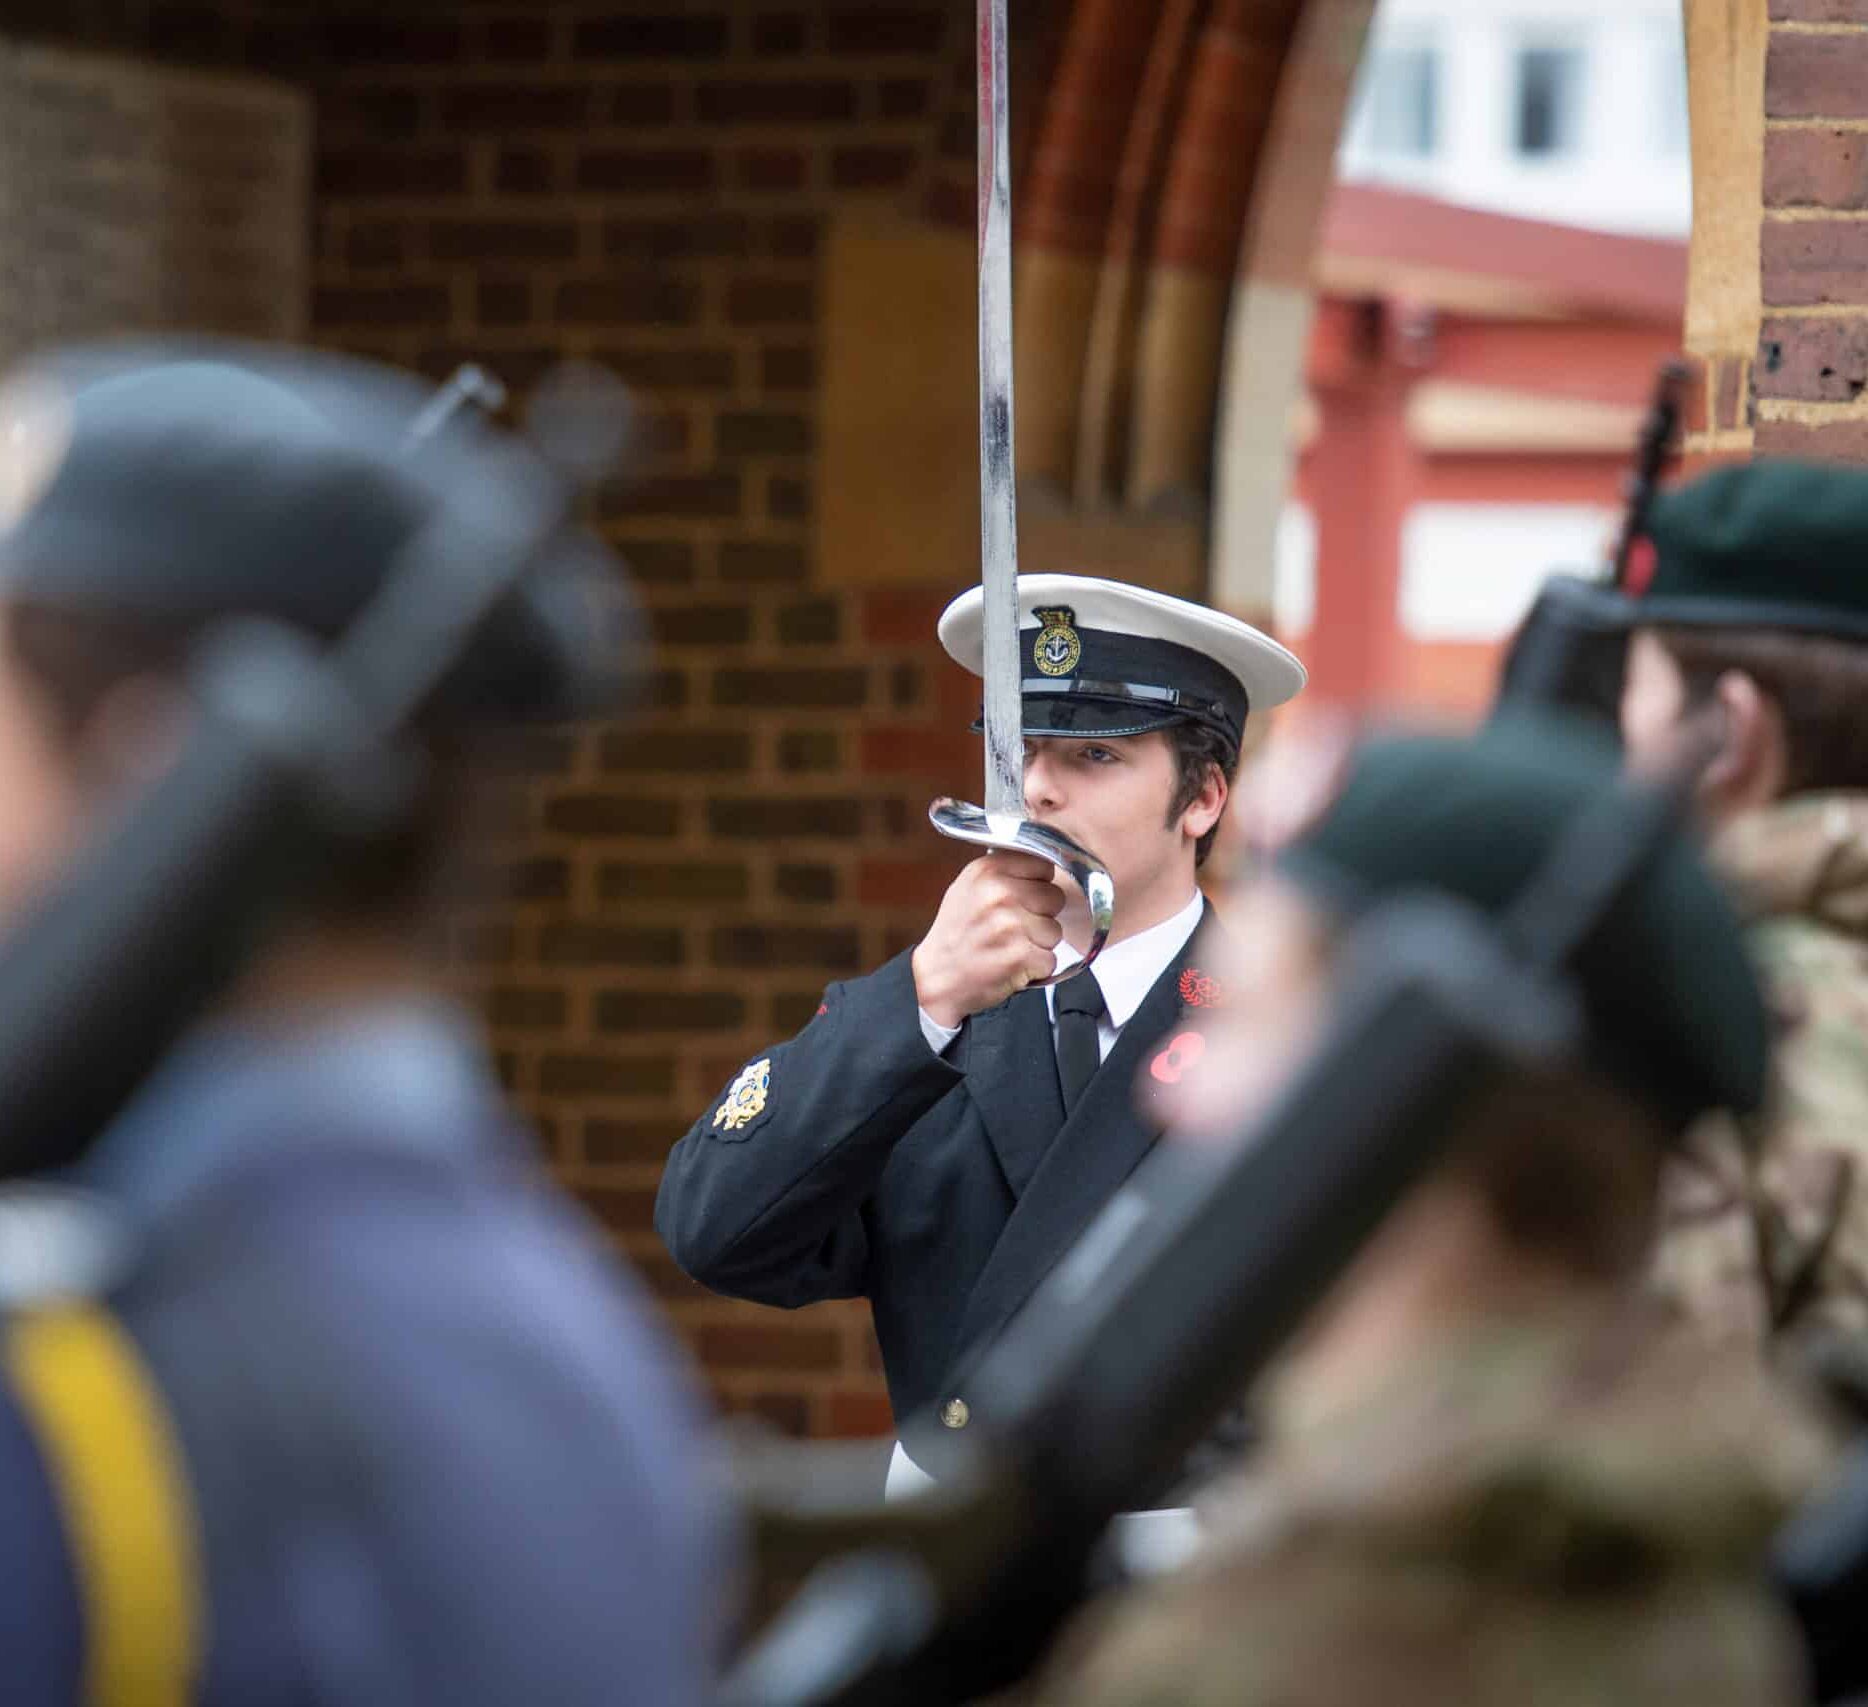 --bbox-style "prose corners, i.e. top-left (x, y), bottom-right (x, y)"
top-left (928, 798), bottom-right (1115, 987)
